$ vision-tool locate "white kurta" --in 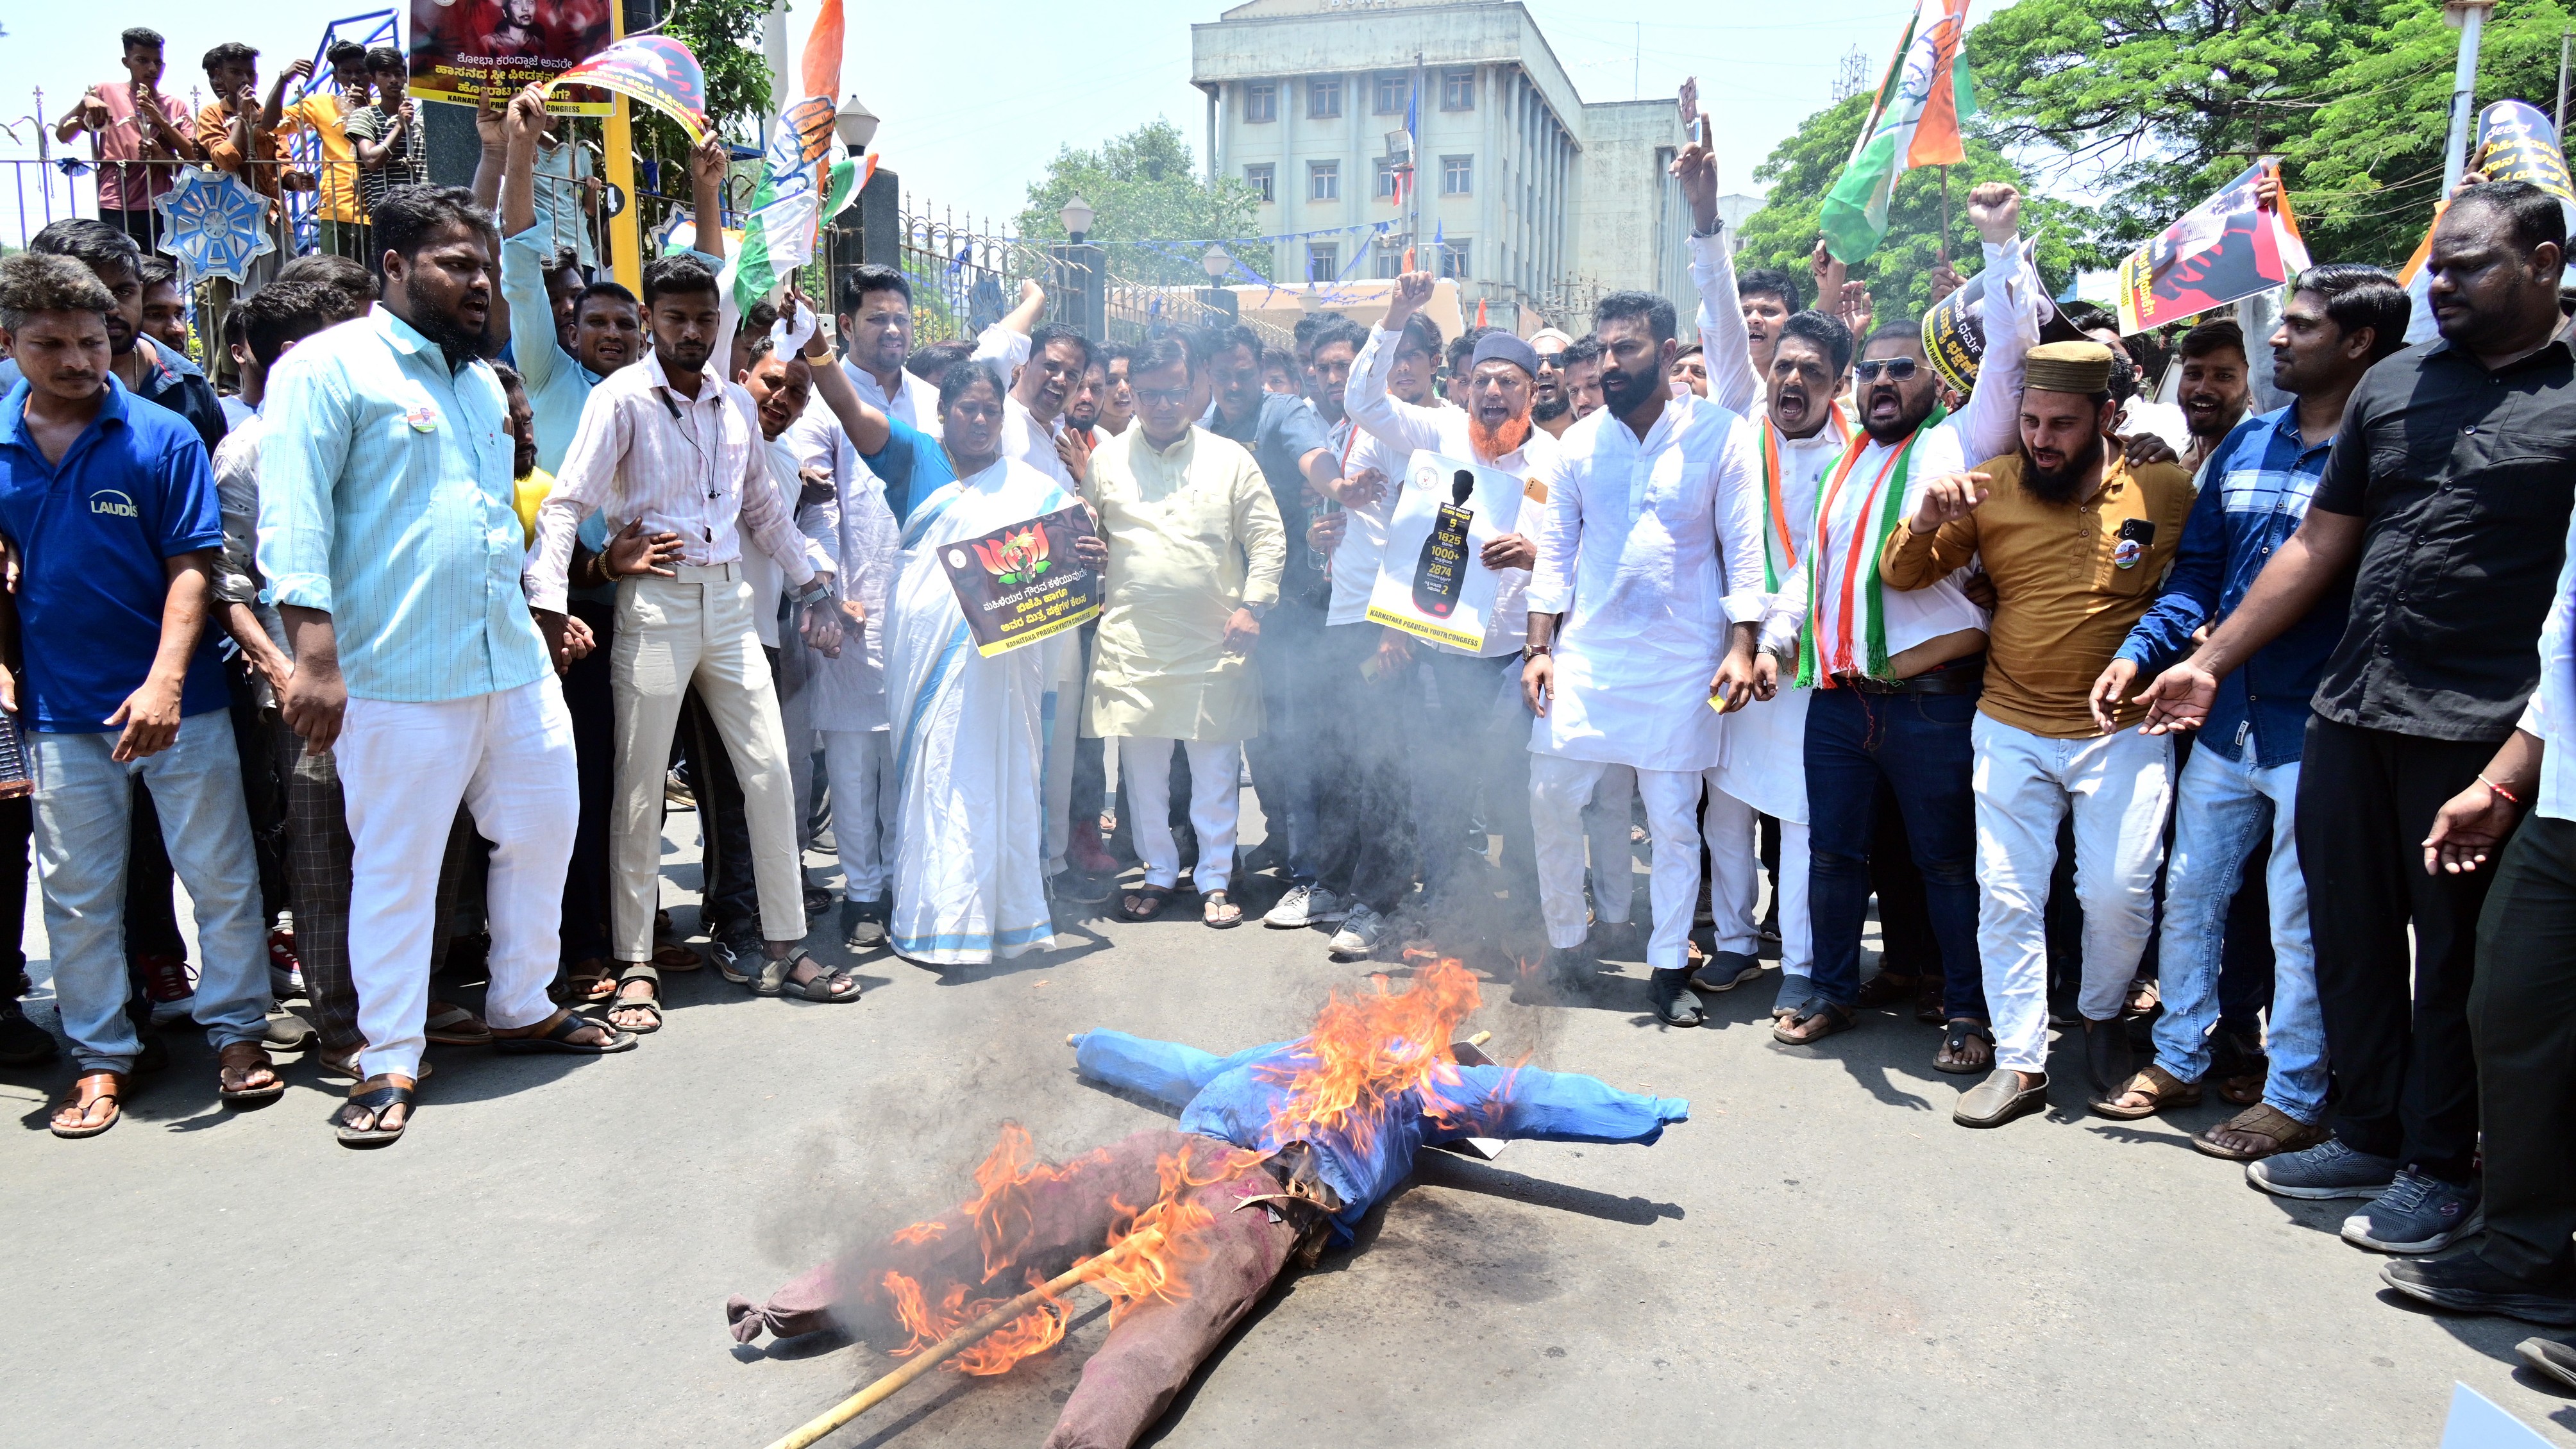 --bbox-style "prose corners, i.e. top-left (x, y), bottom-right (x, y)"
top-left (778, 412), bottom-right (900, 733)
top-left (886, 457), bottom-right (1077, 965)
top-left (1712, 423), bottom-right (1847, 825)
top-left (1524, 394), bottom-right (1767, 773)
top-left (1342, 323), bottom-right (1550, 656)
